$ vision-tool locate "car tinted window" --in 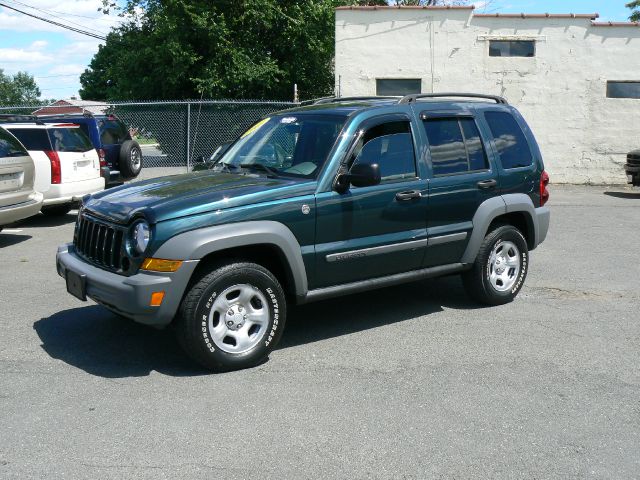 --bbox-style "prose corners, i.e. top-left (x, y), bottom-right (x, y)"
top-left (352, 121), bottom-right (416, 182)
top-left (484, 111), bottom-right (533, 169)
top-left (0, 128), bottom-right (28, 157)
top-left (98, 119), bottom-right (128, 145)
top-left (423, 117), bottom-right (489, 176)
top-left (460, 118), bottom-right (489, 171)
top-left (6, 128), bottom-right (51, 151)
top-left (48, 128), bottom-right (94, 152)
